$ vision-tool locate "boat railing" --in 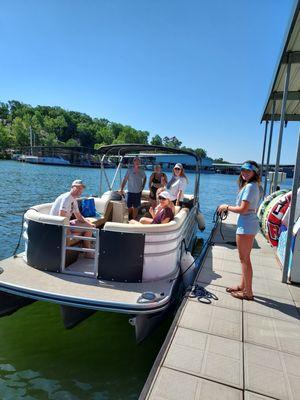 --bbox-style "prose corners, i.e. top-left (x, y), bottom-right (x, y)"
top-left (61, 224), bottom-right (100, 277)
